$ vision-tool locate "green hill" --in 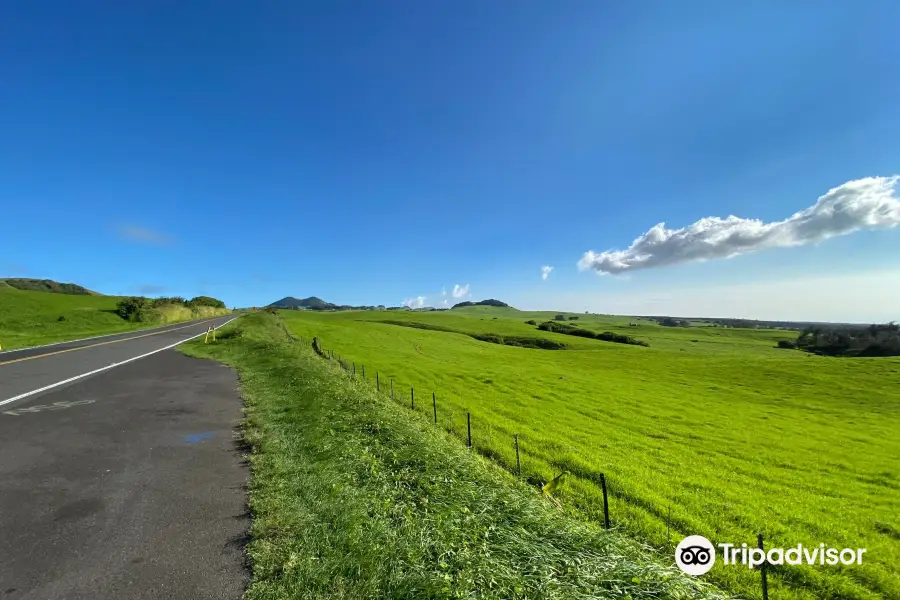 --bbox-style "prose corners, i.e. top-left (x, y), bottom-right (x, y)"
top-left (451, 298), bottom-right (512, 309)
top-left (269, 296), bottom-right (336, 310)
top-left (1, 278), bottom-right (99, 295)
top-left (0, 285), bottom-right (229, 350)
